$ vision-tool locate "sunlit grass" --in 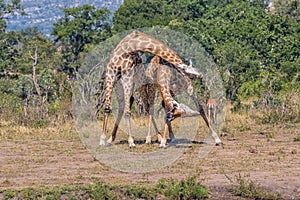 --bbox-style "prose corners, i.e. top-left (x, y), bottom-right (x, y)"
top-left (0, 177), bottom-right (209, 200)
